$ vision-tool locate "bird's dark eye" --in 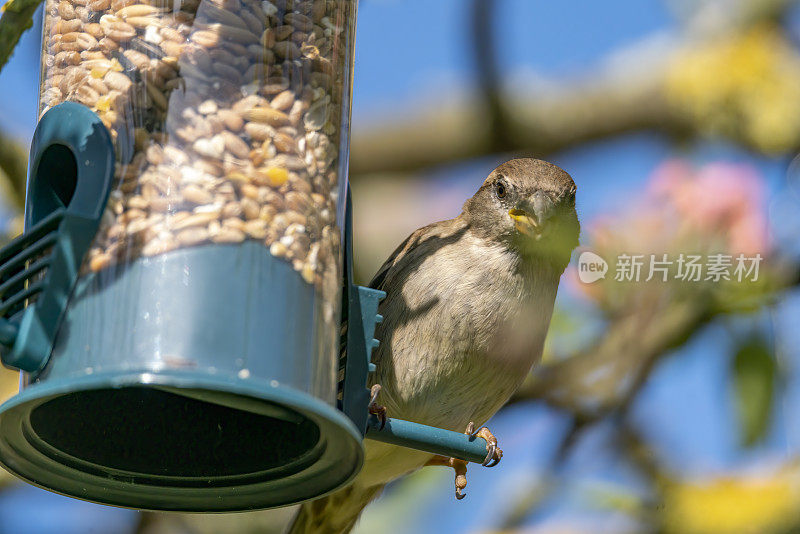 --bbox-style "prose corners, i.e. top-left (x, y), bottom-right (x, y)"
top-left (495, 181), bottom-right (507, 199)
